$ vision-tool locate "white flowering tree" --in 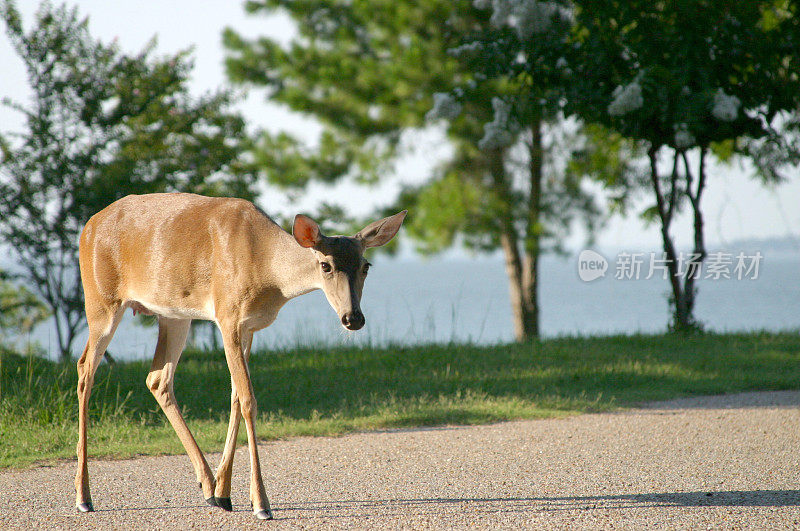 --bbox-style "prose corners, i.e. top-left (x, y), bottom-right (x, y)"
top-left (570, 0), bottom-right (800, 331)
top-left (418, 0), bottom-right (642, 339)
top-left (228, 0), bottom-right (639, 341)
